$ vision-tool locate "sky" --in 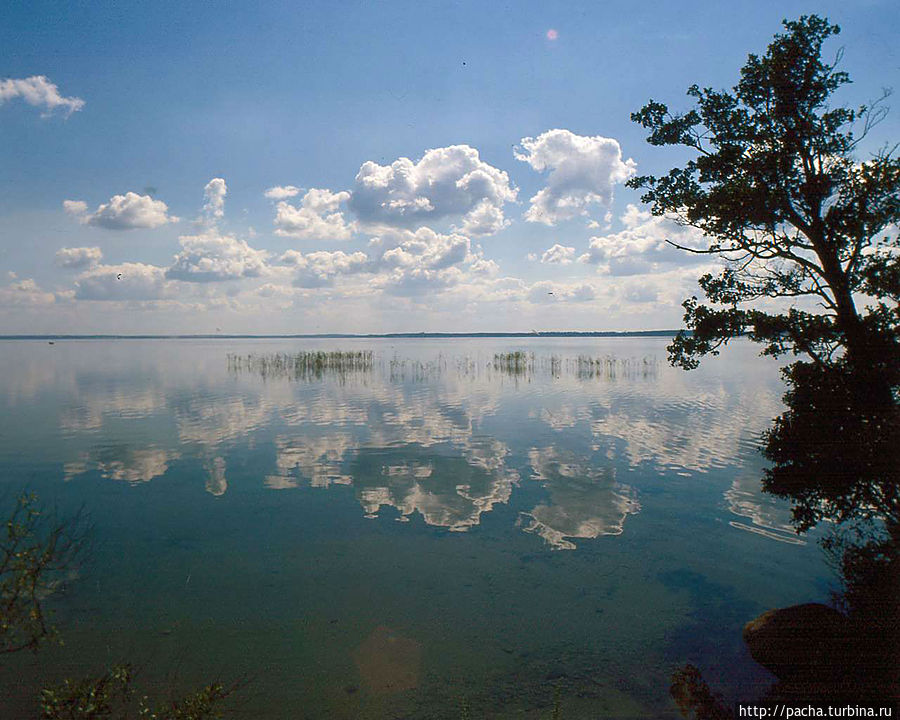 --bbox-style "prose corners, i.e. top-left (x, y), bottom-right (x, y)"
top-left (1, 0), bottom-right (897, 334)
